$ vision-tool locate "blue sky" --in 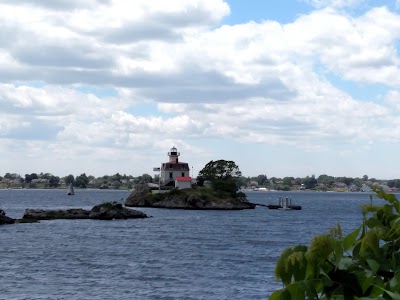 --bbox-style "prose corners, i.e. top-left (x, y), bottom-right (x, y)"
top-left (224, 0), bottom-right (313, 24)
top-left (1, 0), bottom-right (400, 180)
